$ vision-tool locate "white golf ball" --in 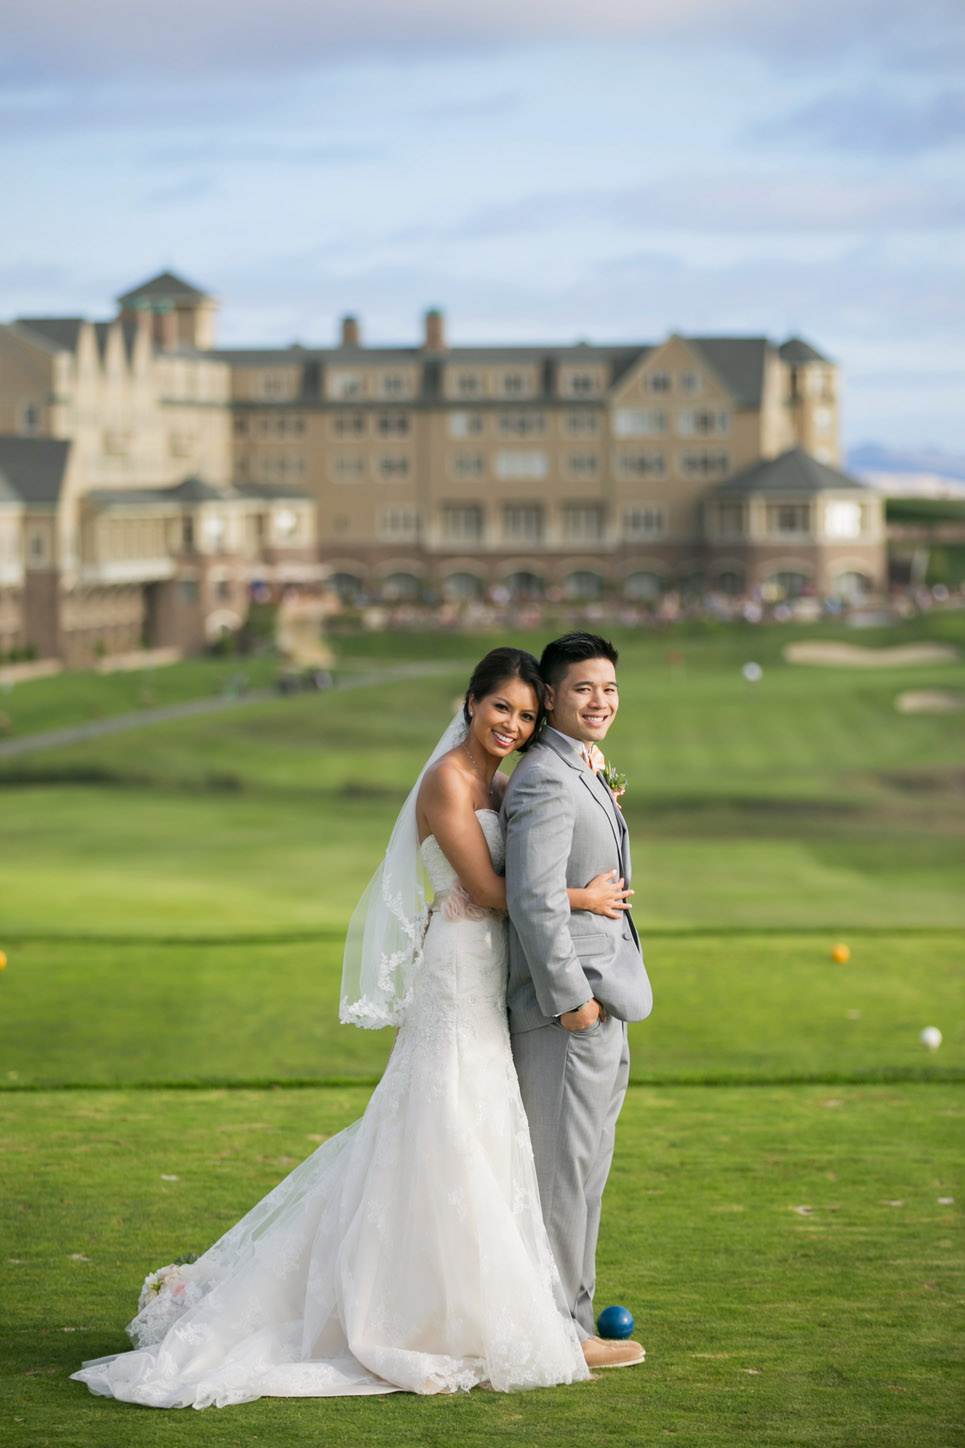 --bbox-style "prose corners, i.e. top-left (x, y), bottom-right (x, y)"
top-left (920, 1026), bottom-right (942, 1051)
top-left (742, 662), bottom-right (763, 684)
